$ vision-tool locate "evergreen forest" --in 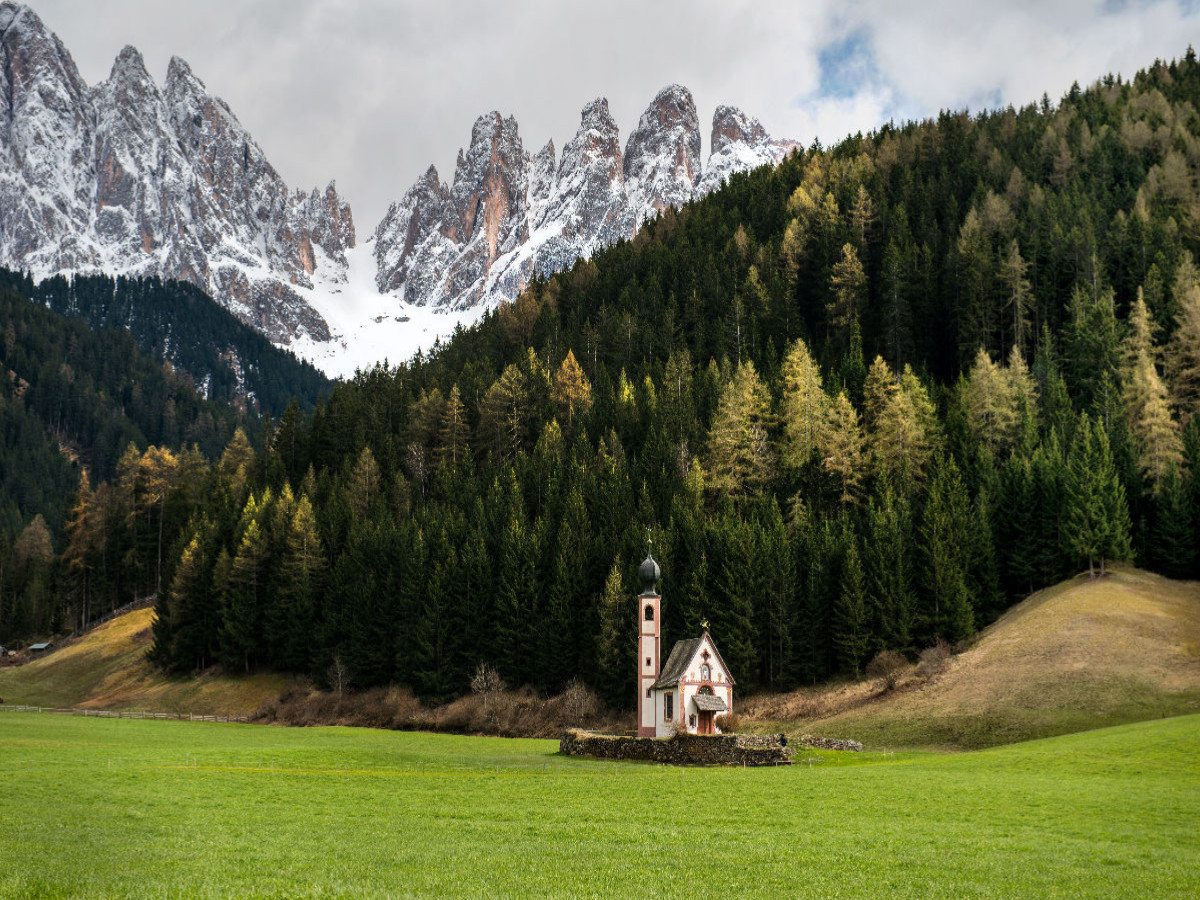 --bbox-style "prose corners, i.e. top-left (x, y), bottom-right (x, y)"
top-left (5, 52), bottom-right (1200, 710)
